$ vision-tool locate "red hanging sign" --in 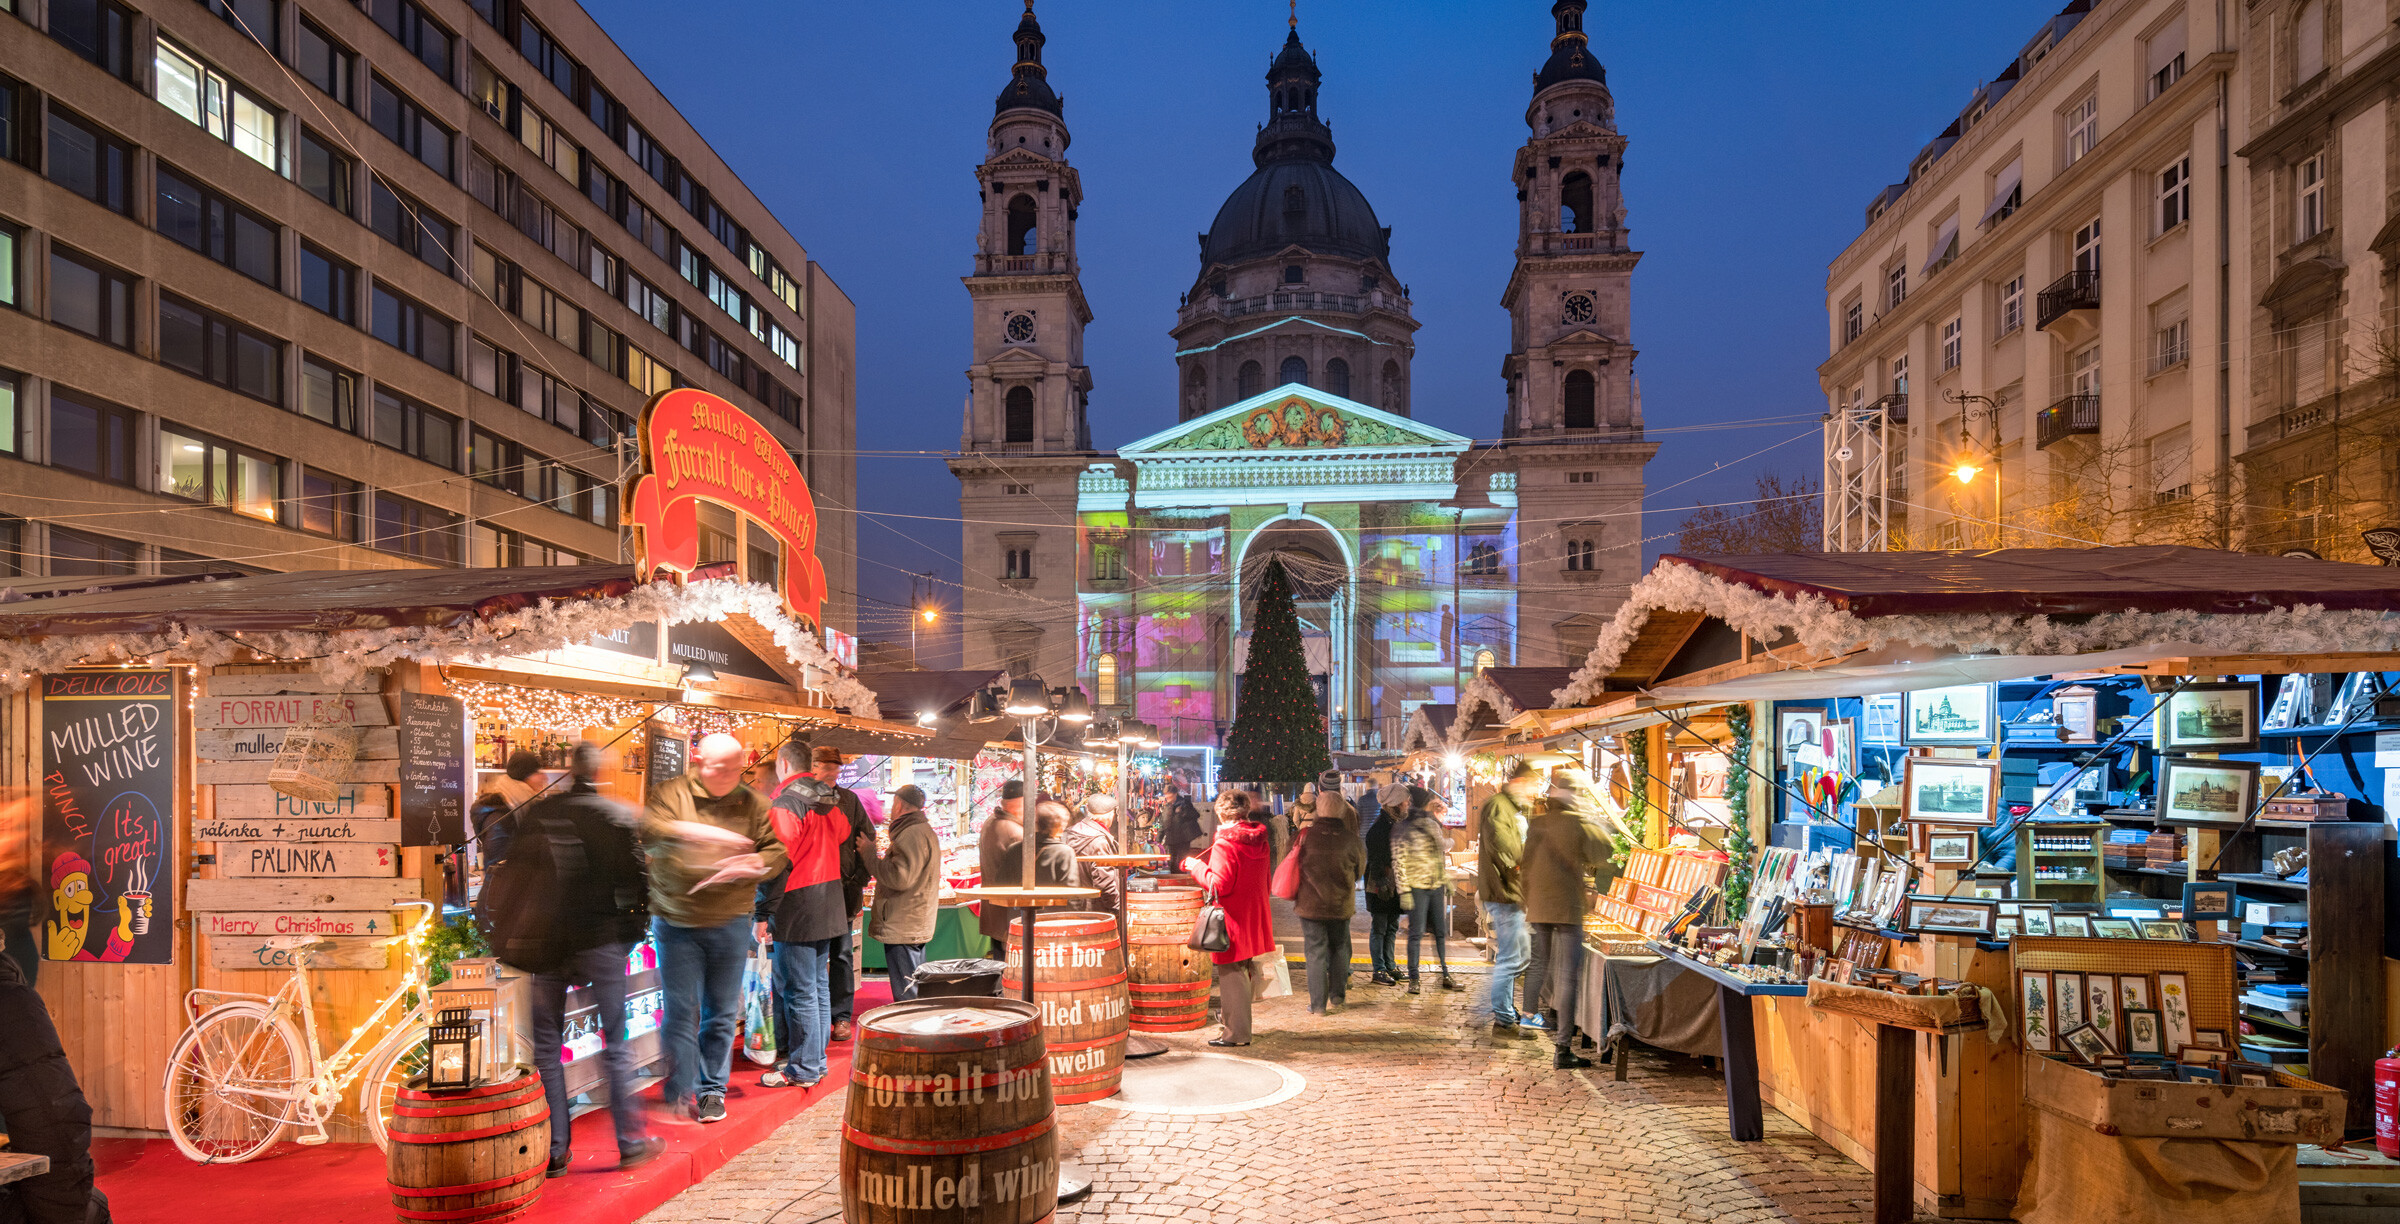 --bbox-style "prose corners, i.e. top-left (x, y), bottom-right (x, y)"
top-left (626, 389), bottom-right (825, 625)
